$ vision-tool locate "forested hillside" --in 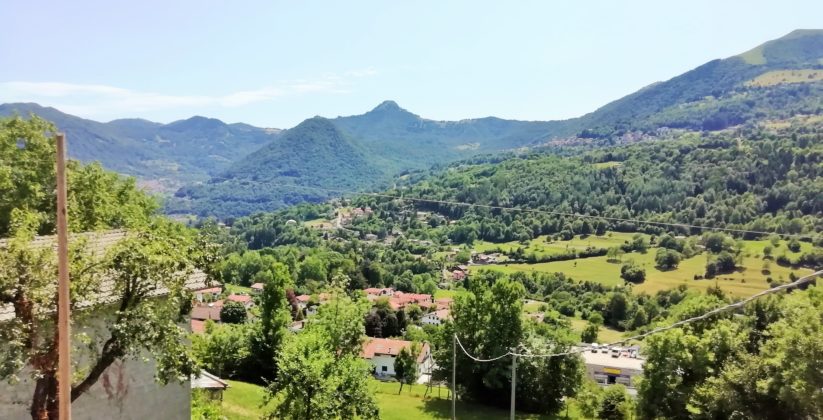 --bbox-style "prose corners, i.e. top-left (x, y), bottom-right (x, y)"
top-left (0, 103), bottom-right (277, 191)
top-left (173, 29), bottom-right (823, 217)
top-left (193, 116), bottom-right (823, 419)
top-left (169, 117), bottom-right (385, 217)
